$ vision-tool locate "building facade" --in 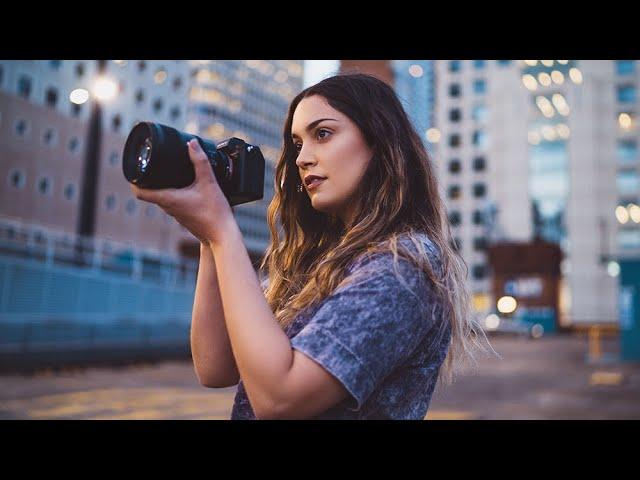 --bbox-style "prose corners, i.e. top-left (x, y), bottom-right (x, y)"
top-left (432, 60), bottom-right (639, 328)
